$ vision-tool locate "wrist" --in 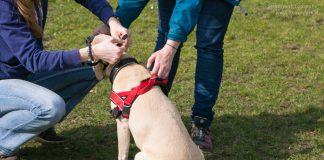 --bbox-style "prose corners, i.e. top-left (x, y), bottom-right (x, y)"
top-left (166, 39), bottom-right (180, 47)
top-left (162, 44), bottom-right (177, 56)
top-left (107, 16), bottom-right (120, 28)
top-left (85, 37), bottom-right (96, 61)
top-left (79, 47), bottom-right (89, 62)
top-left (165, 43), bottom-right (178, 51)
top-left (165, 39), bottom-right (180, 51)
